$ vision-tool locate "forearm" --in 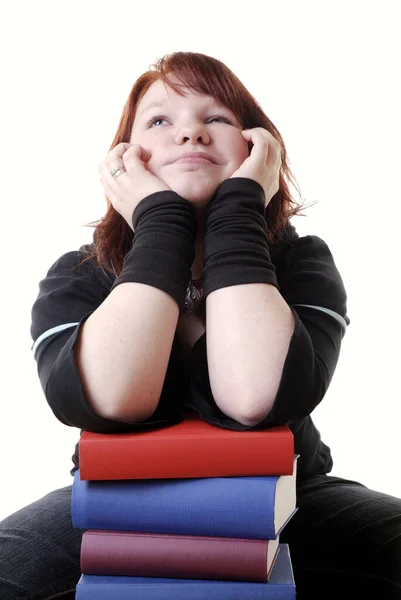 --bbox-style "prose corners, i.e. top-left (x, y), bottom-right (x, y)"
top-left (76, 190), bottom-right (197, 423)
top-left (206, 282), bottom-right (295, 426)
top-left (201, 231), bottom-right (350, 430)
top-left (202, 177), bottom-right (283, 426)
top-left (75, 282), bottom-right (179, 422)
